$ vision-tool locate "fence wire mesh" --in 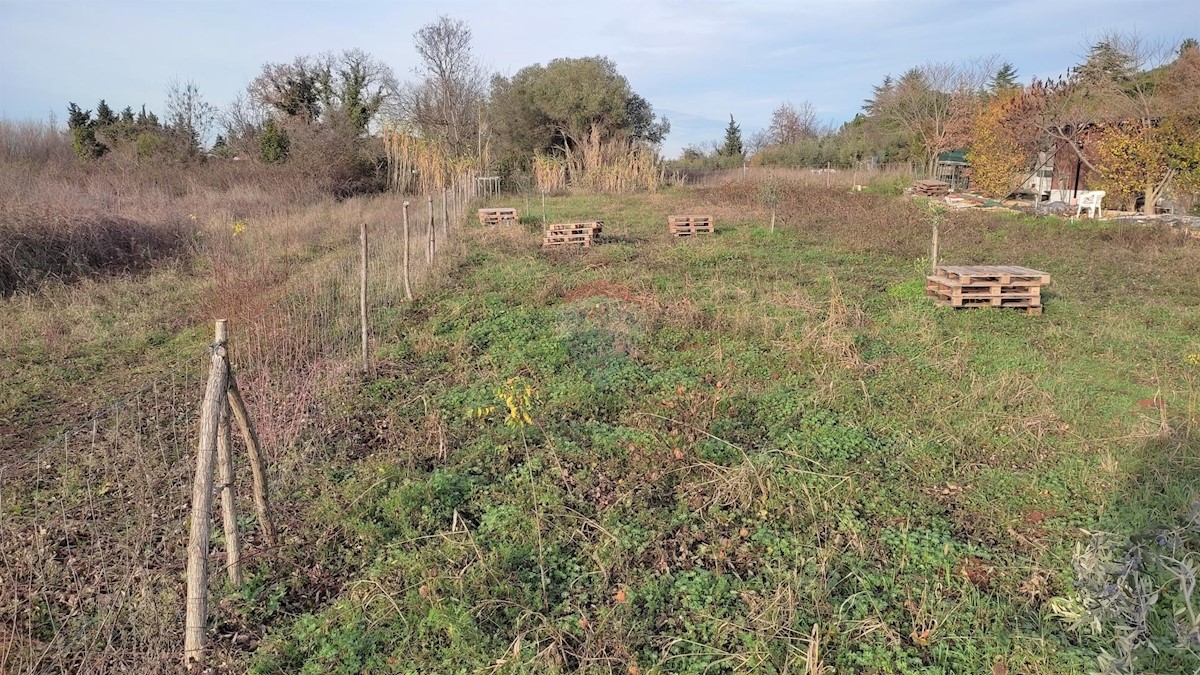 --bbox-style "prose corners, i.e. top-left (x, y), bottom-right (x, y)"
top-left (1, 179), bottom-right (476, 673)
